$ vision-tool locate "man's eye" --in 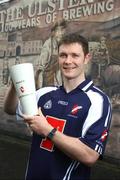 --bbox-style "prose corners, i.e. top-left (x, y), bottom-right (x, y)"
top-left (59, 54), bottom-right (67, 58)
top-left (72, 54), bottom-right (79, 58)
